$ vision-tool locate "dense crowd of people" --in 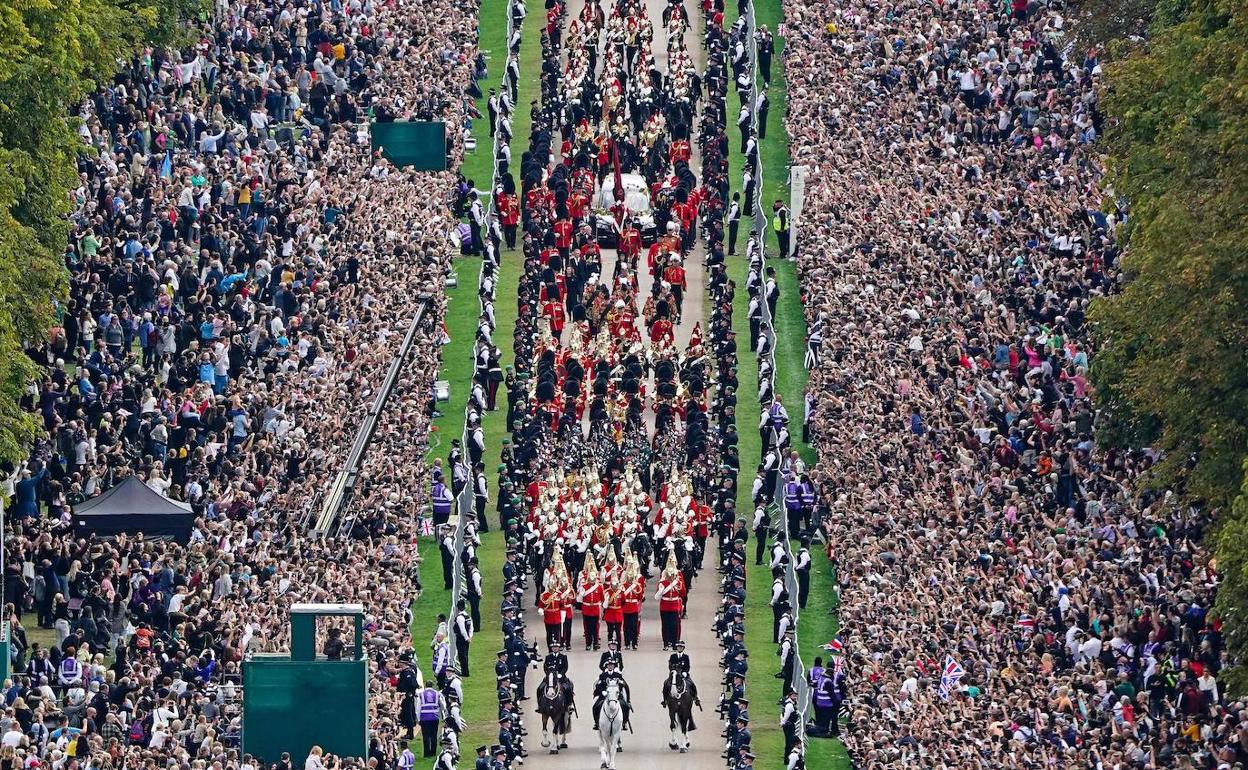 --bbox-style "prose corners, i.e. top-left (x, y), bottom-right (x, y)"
top-left (784, 0), bottom-right (1229, 768)
top-left (0, 0), bottom-right (494, 768)
top-left (0, 0), bottom-right (1226, 767)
